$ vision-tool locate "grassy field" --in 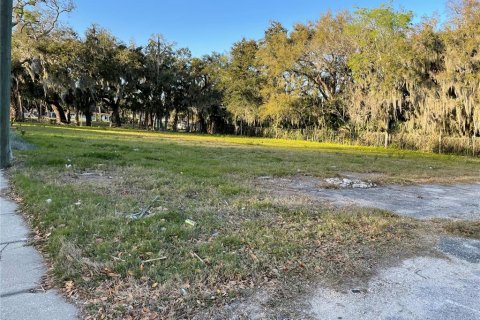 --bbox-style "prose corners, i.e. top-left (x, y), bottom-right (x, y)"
top-left (8, 124), bottom-right (480, 318)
